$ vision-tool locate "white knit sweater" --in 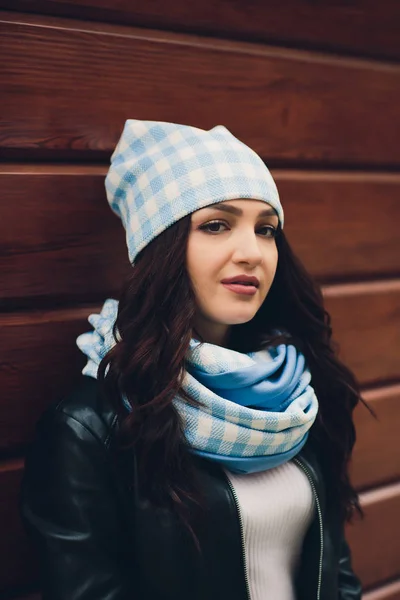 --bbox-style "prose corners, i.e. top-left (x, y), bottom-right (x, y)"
top-left (225, 460), bottom-right (315, 600)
